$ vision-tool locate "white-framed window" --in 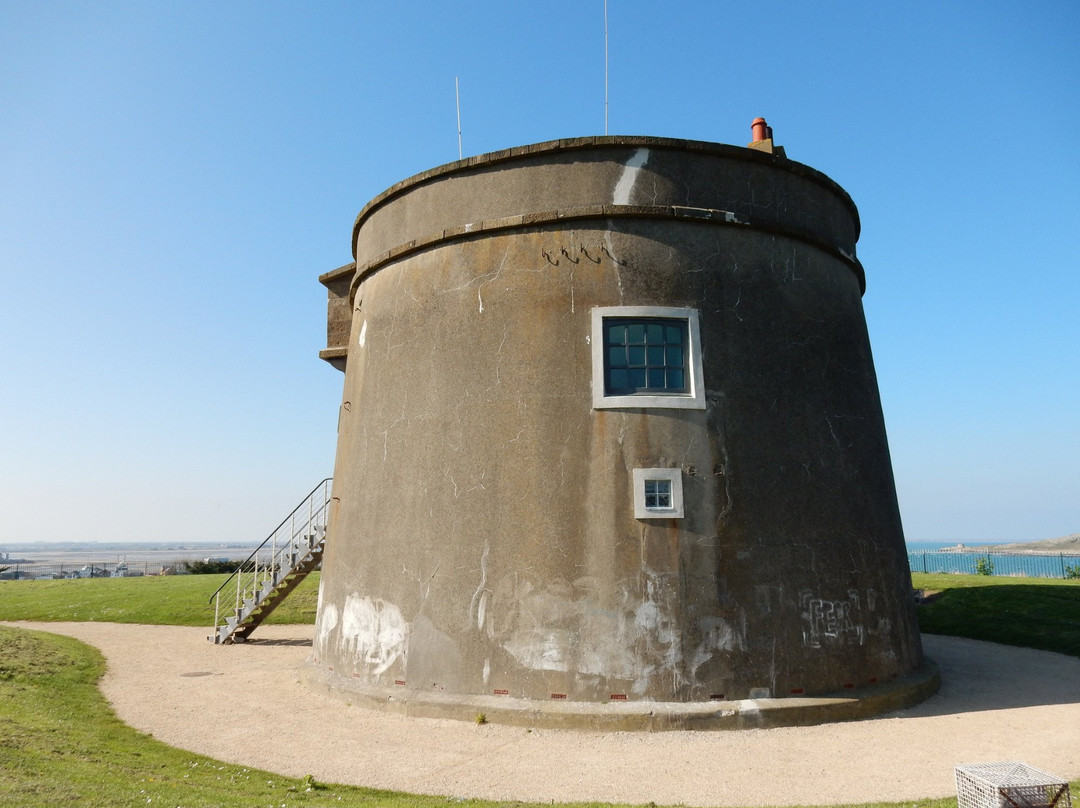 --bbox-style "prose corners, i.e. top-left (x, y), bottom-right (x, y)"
top-left (591, 306), bottom-right (705, 409)
top-left (632, 468), bottom-right (685, 519)
top-left (644, 478), bottom-right (672, 509)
